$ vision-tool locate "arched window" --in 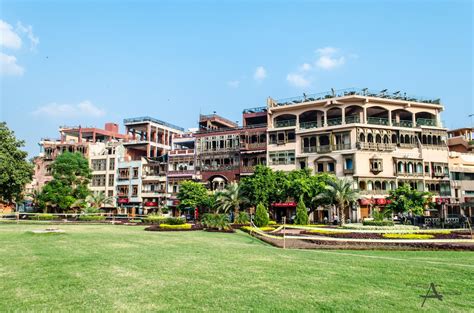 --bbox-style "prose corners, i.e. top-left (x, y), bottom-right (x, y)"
top-left (359, 133), bottom-right (365, 142)
top-left (398, 161), bottom-right (404, 173)
top-left (367, 133), bottom-right (374, 143)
